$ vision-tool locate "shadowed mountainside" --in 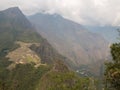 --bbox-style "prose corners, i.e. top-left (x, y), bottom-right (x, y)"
top-left (85, 25), bottom-right (119, 43)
